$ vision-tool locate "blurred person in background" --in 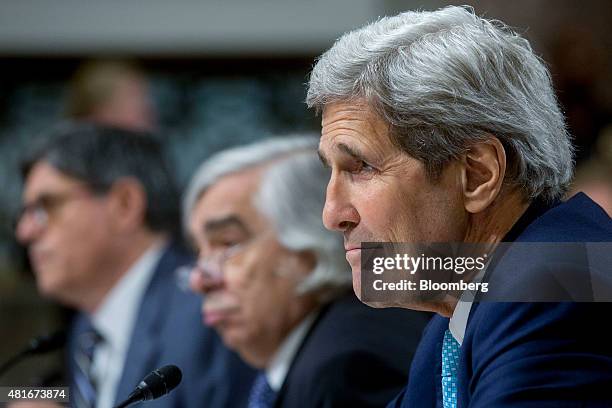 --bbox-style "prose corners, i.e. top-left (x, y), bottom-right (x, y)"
top-left (14, 123), bottom-right (255, 408)
top-left (307, 5), bottom-right (612, 407)
top-left (185, 136), bottom-right (430, 408)
top-left (65, 60), bottom-right (156, 132)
